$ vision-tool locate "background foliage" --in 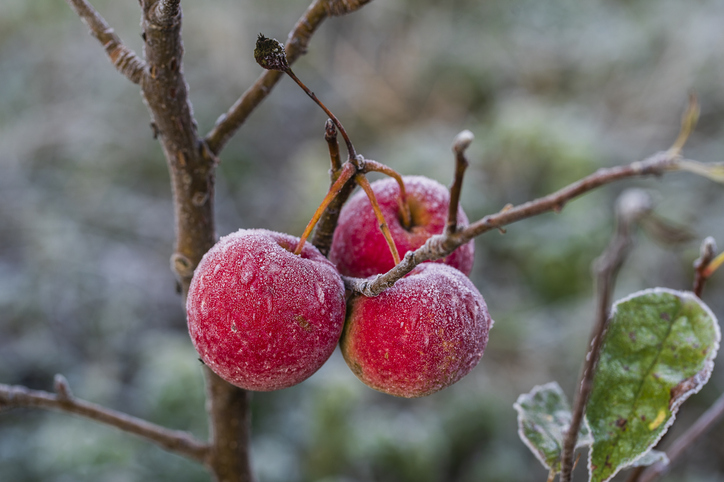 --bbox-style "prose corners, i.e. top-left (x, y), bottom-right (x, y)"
top-left (1, 0), bottom-right (724, 480)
